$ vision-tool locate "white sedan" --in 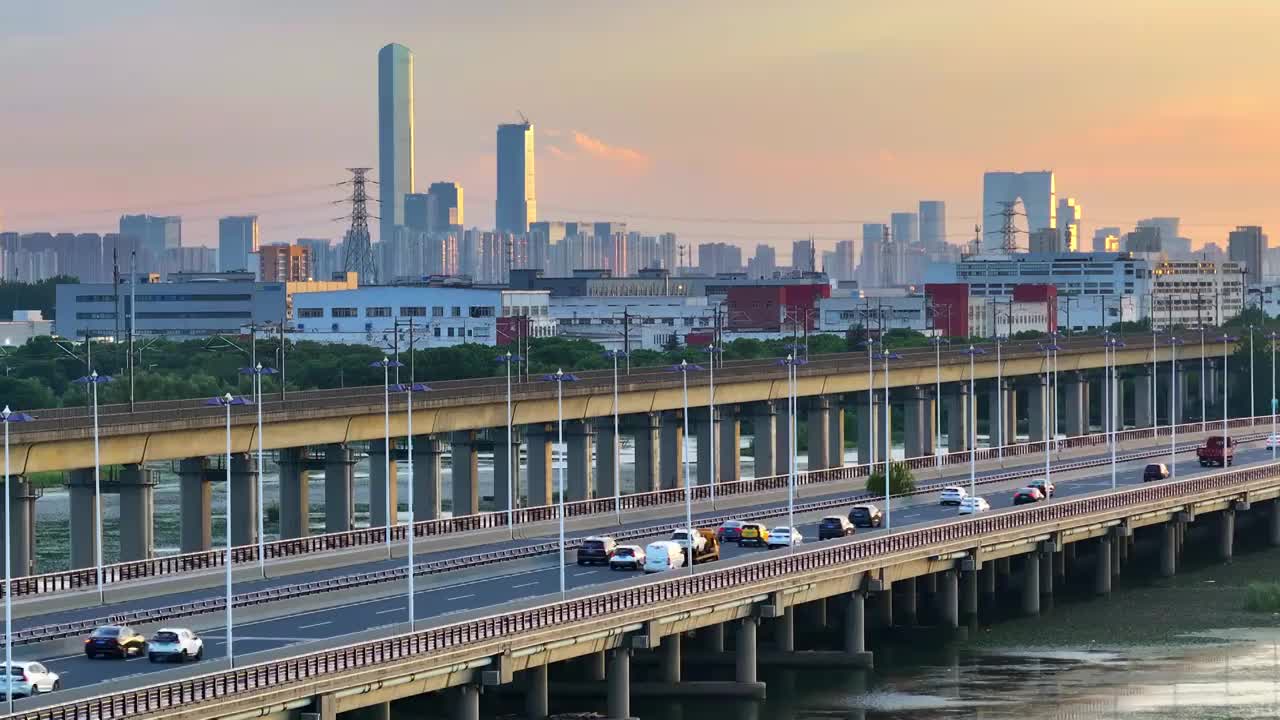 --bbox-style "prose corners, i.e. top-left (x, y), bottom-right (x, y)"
top-left (148, 628), bottom-right (204, 663)
top-left (767, 527), bottom-right (804, 549)
top-left (958, 496), bottom-right (991, 515)
top-left (608, 544), bottom-right (646, 571)
top-left (0, 662), bottom-right (60, 699)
